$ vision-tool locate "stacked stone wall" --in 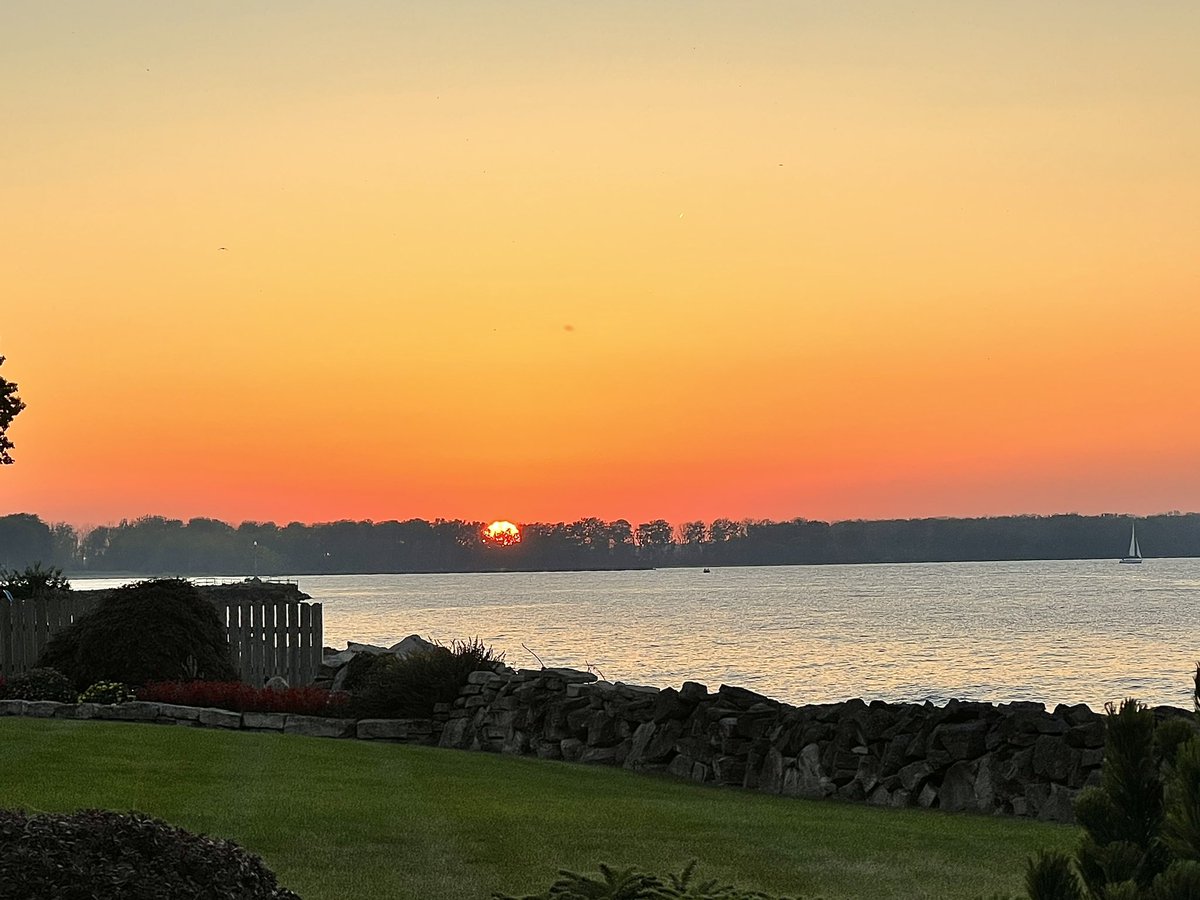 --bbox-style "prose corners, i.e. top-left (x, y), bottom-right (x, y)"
top-left (435, 668), bottom-right (1162, 823)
